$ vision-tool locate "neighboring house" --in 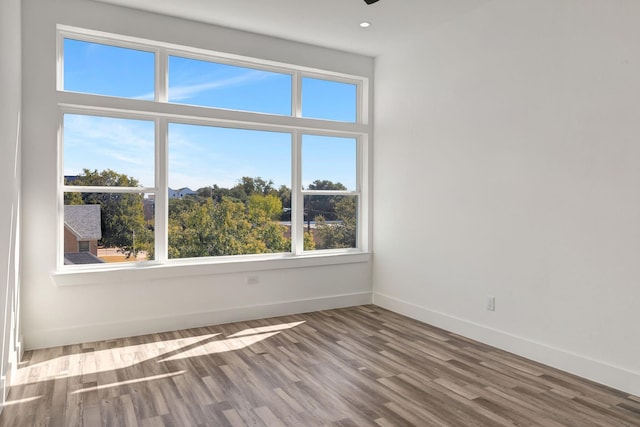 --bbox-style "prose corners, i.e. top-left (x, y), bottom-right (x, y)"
top-left (63, 204), bottom-right (104, 265)
top-left (168, 187), bottom-right (196, 199)
top-left (143, 198), bottom-right (155, 222)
